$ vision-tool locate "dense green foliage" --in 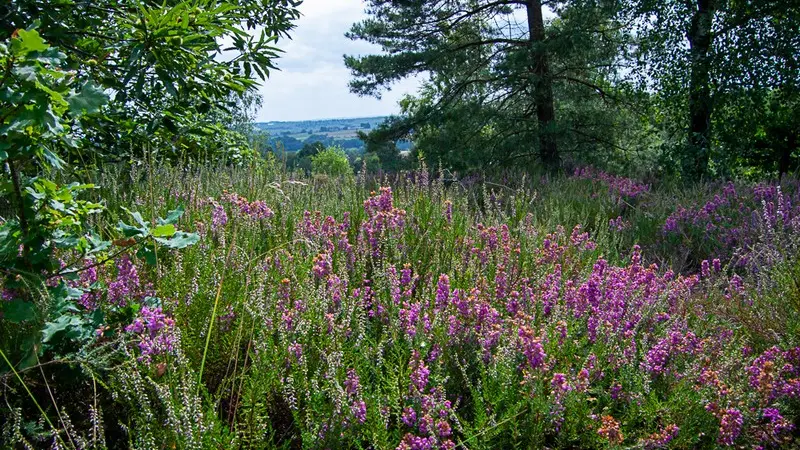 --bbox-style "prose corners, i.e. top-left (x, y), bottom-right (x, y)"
top-left (311, 146), bottom-right (353, 177)
top-left (1, 0), bottom-right (301, 163)
top-left (346, 0), bottom-right (800, 179)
